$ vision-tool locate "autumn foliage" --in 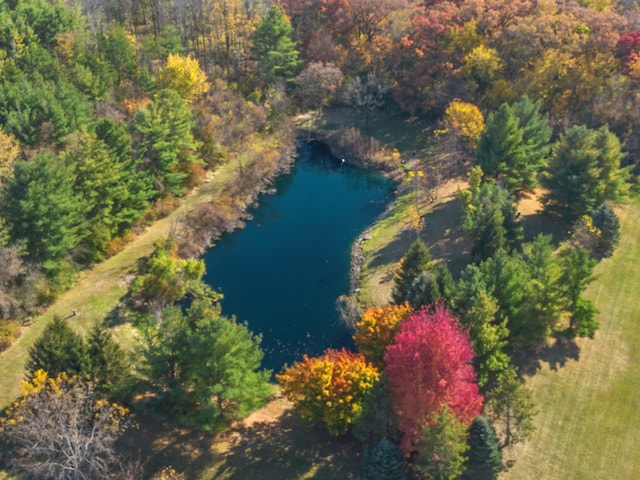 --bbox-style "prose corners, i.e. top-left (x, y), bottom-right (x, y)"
top-left (353, 303), bottom-right (413, 369)
top-left (277, 348), bottom-right (379, 435)
top-left (384, 304), bottom-right (483, 454)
